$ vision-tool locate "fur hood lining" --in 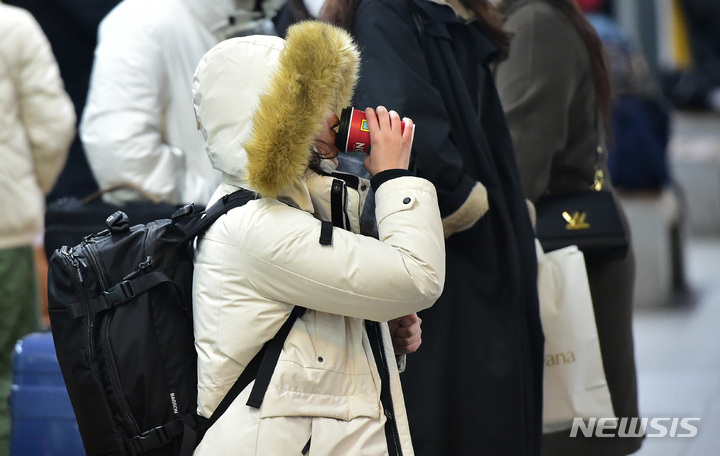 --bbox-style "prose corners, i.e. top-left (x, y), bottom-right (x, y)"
top-left (245, 21), bottom-right (359, 197)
